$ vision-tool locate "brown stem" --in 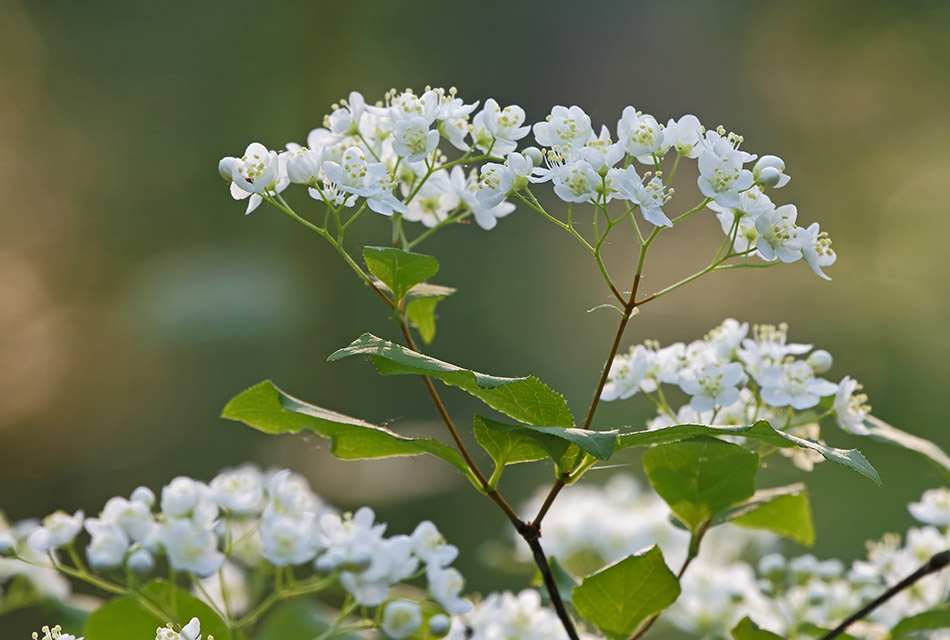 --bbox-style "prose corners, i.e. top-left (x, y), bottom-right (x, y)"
top-left (820, 550), bottom-right (950, 640)
top-left (518, 522), bottom-right (581, 640)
